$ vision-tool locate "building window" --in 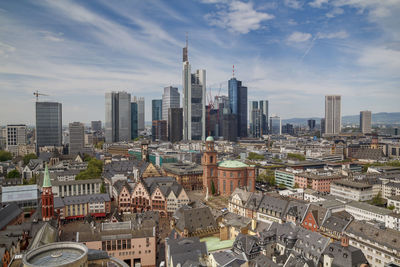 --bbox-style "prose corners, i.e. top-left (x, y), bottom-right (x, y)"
top-left (210, 168), bottom-right (213, 176)
top-left (223, 172), bottom-right (226, 177)
top-left (210, 156), bottom-right (213, 163)
top-left (223, 180), bottom-right (226, 193)
top-left (230, 180), bottom-right (233, 192)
